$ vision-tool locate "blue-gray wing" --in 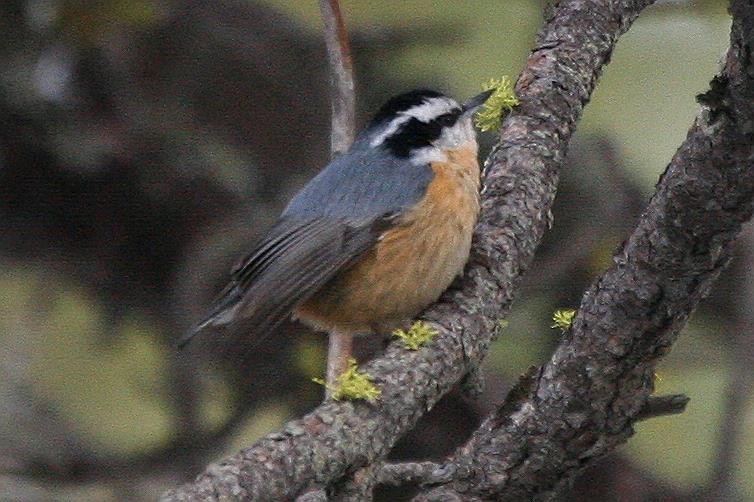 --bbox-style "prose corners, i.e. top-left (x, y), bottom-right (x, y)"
top-left (282, 141), bottom-right (434, 220)
top-left (177, 214), bottom-right (394, 347)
